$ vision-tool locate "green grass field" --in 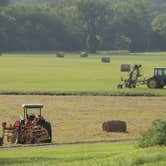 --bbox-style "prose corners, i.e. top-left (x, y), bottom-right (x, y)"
top-left (0, 51), bottom-right (166, 96)
top-left (0, 51), bottom-right (166, 166)
top-left (1, 142), bottom-right (166, 166)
